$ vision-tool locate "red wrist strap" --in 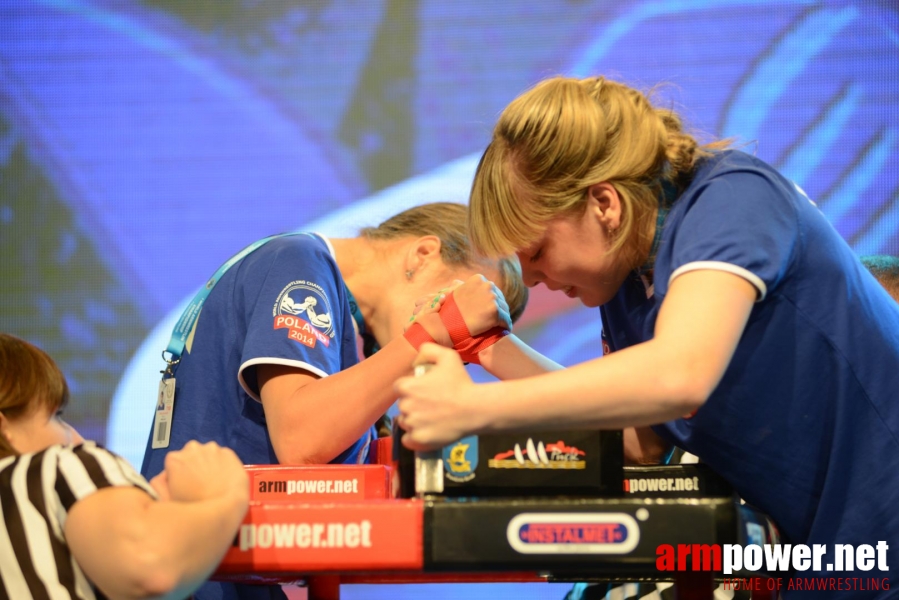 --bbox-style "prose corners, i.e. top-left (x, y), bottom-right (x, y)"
top-left (438, 292), bottom-right (509, 365)
top-left (438, 293), bottom-right (472, 346)
top-left (403, 322), bottom-right (436, 352)
top-left (451, 327), bottom-right (509, 364)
